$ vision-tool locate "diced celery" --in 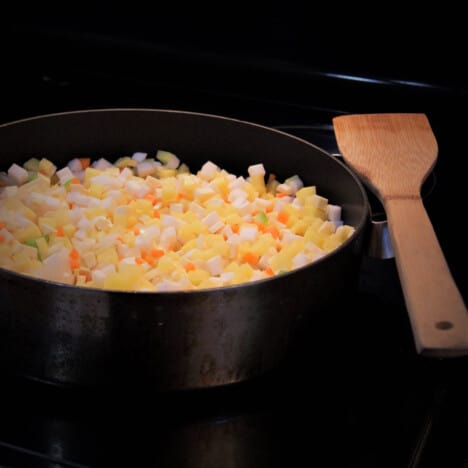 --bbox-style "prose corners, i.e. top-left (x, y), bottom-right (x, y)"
top-left (156, 150), bottom-right (180, 169)
top-left (23, 158), bottom-right (41, 172)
